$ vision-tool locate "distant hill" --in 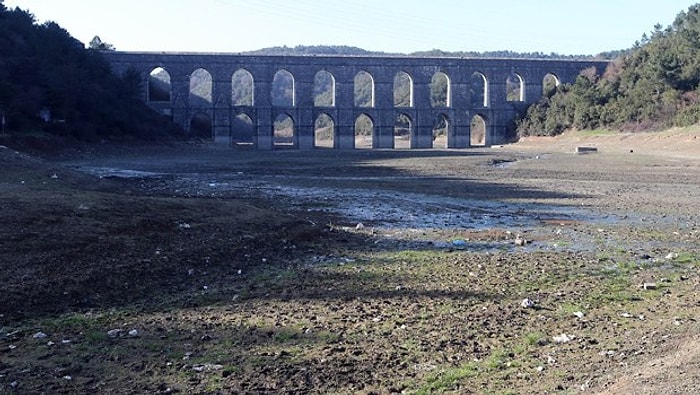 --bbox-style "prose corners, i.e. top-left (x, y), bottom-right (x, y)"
top-left (245, 45), bottom-right (608, 60)
top-left (243, 45), bottom-right (389, 56)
